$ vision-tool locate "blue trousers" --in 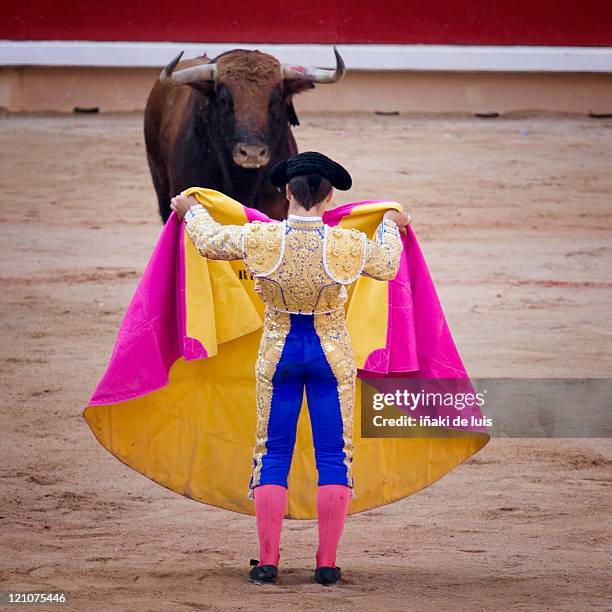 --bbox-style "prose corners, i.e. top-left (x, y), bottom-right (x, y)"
top-left (249, 311), bottom-right (355, 495)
